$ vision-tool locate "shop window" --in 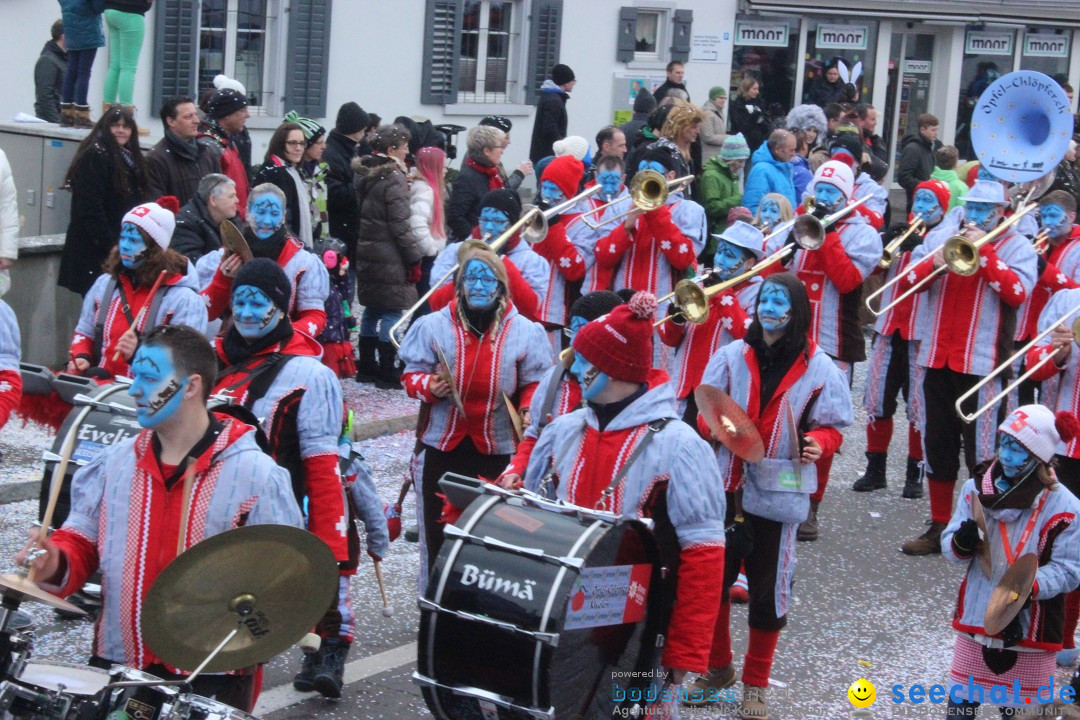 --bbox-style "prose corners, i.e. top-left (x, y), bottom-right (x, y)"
top-left (954, 29), bottom-right (1017, 159)
top-left (731, 15), bottom-right (799, 123)
top-left (1019, 28), bottom-right (1071, 85)
top-left (802, 18), bottom-right (878, 109)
